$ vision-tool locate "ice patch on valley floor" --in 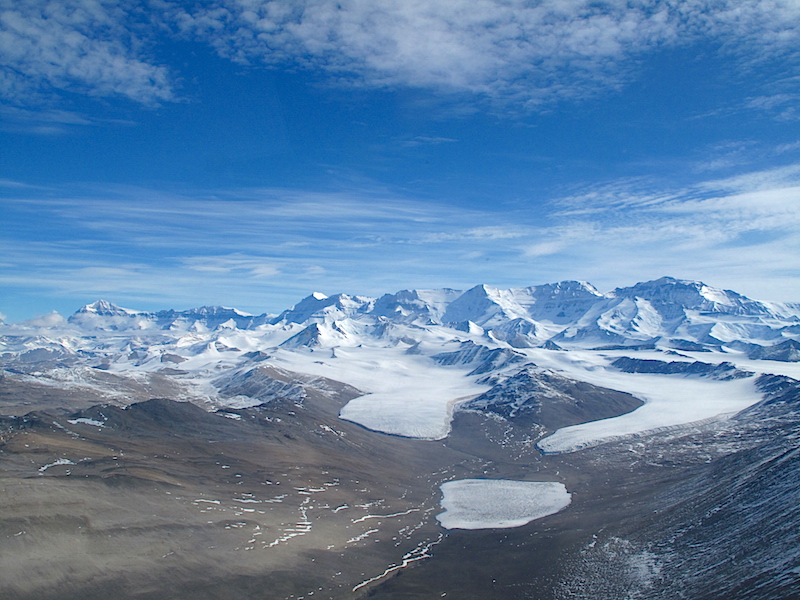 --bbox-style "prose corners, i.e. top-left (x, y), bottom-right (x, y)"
top-left (436, 479), bottom-right (571, 530)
